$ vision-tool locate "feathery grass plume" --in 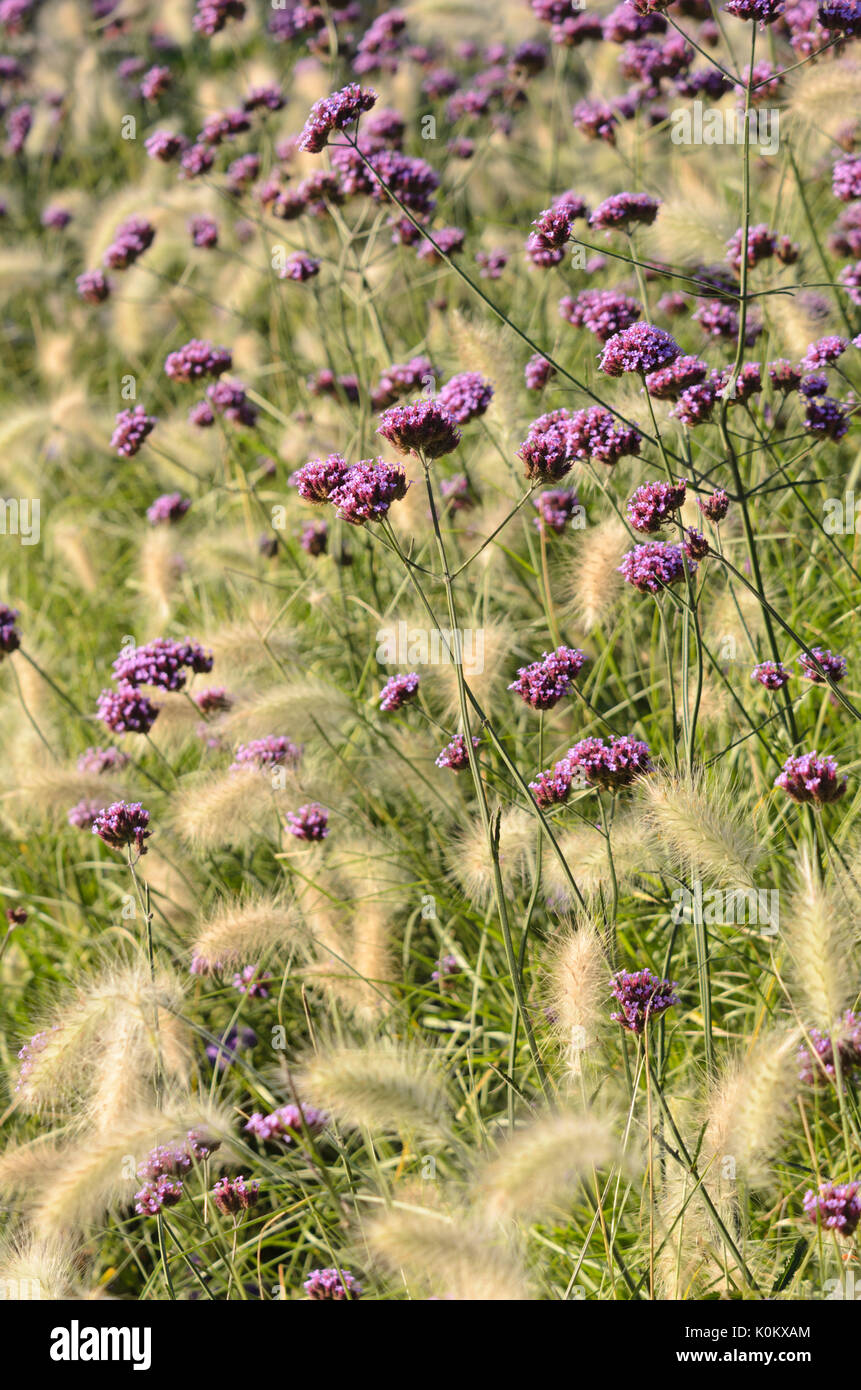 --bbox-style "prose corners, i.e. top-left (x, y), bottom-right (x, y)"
top-left (219, 678), bottom-right (353, 745)
top-left (49, 519), bottom-right (99, 594)
top-left (543, 812), bottom-right (657, 908)
top-left (787, 56), bottom-right (861, 137)
top-left (329, 835), bottom-right (415, 910)
top-left (702, 576), bottom-right (764, 662)
top-left (190, 893), bottom-right (303, 972)
top-left (0, 249), bottom-right (62, 292)
top-left (0, 1231), bottom-right (83, 1300)
top-left (702, 1029), bottom-right (800, 1190)
top-left (564, 517), bottom-right (628, 633)
top-left (782, 847), bottom-right (857, 1028)
top-left (544, 921), bottom-right (608, 1076)
top-left (350, 907), bottom-right (397, 1020)
top-left (205, 602), bottom-right (298, 682)
top-left (448, 806), bottom-right (535, 906)
top-left (170, 767), bottom-right (284, 851)
top-left (638, 767), bottom-right (763, 890)
top-left (26, 1102), bottom-right (236, 1237)
top-left (10, 765), bottom-right (133, 827)
top-left (478, 1108), bottom-right (624, 1223)
top-left (655, 1165), bottom-right (725, 1301)
top-left (298, 1038), bottom-right (450, 1136)
top-left (366, 1206), bottom-right (531, 1301)
top-left (444, 310), bottom-right (519, 436)
top-left (143, 845), bottom-right (200, 928)
top-left (139, 527), bottom-right (182, 627)
top-left (646, 165), bottom-right (735, 267)
top-left (15, 960), bottom-right (190, 1121)
top-left (430, 617), bottom-right (514, 719)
